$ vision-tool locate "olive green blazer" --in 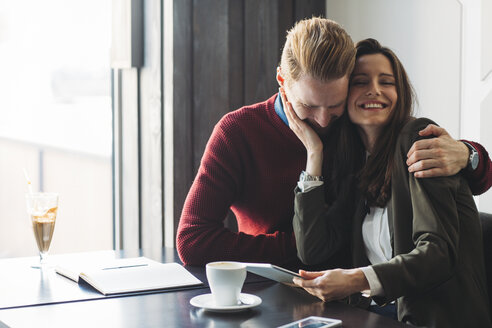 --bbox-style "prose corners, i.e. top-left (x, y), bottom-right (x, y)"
top-left (294, 118), bottom-right (491, 327)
